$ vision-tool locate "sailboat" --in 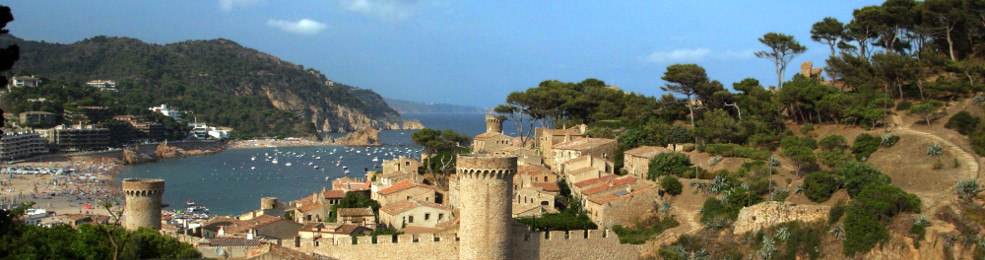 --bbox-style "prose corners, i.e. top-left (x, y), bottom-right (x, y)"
top-left (272, 151), bottom-right (279, 164)
top-left (372, 157), bottom-right (378, 162)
